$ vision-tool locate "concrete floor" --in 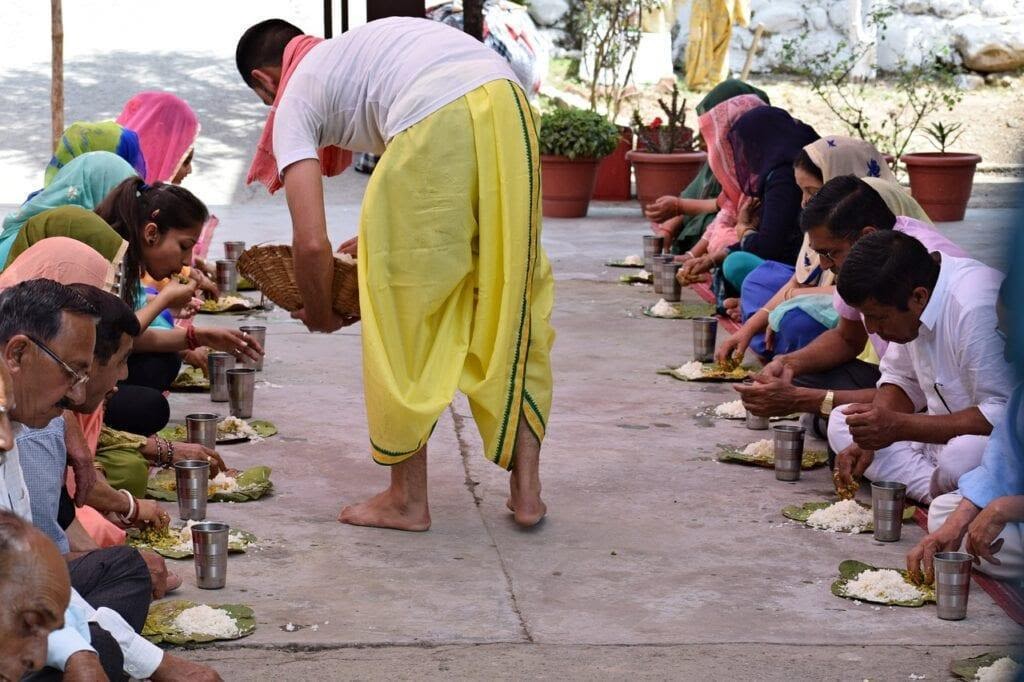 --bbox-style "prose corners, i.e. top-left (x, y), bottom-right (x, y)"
top-left (129, 196), bottom-right (1024, 680)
